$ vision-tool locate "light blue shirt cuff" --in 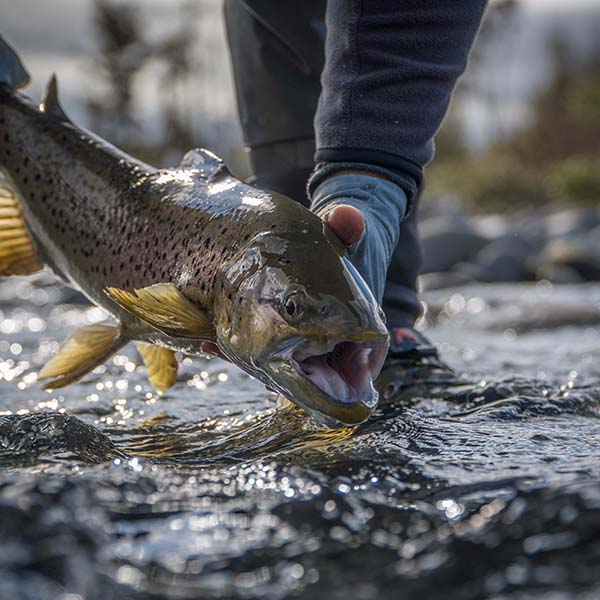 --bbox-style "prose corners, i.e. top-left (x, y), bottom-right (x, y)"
top-left (310, 173), bottom-right (407, 303)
